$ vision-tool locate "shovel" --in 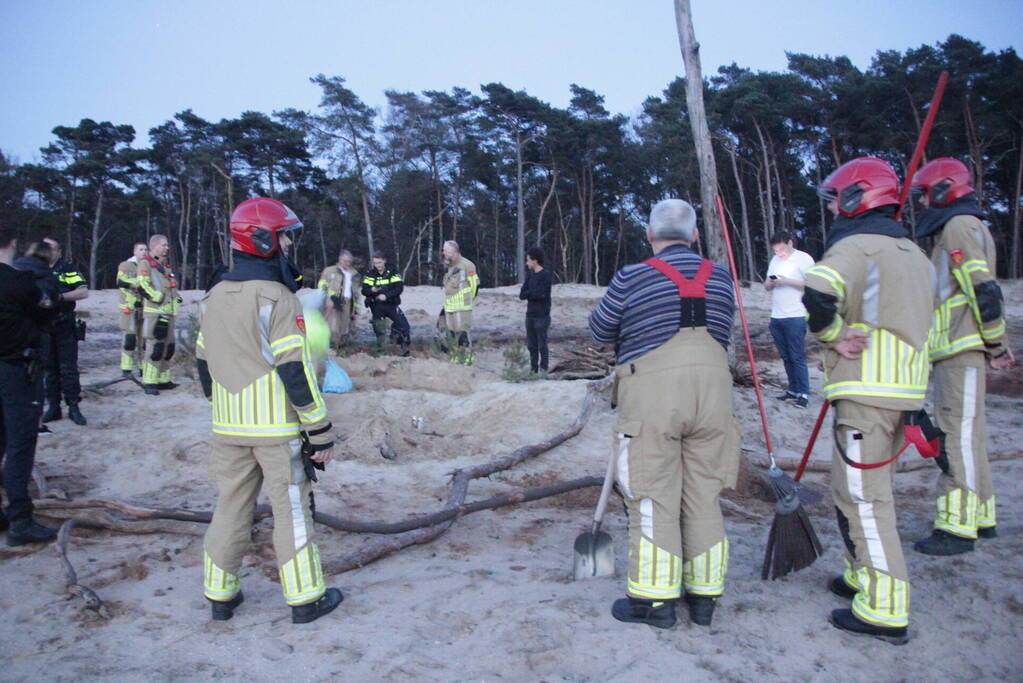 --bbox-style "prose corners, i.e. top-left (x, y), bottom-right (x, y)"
top-left (573, 448), bottom-right (616, 580)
